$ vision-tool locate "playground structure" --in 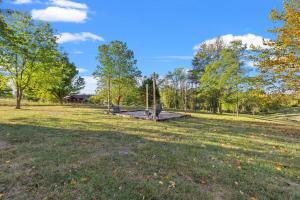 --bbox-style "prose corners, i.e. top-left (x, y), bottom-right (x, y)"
top-left (113, 74), bottom-right (191, 121)
top-left (114, 110), bottom-right (189, 121)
